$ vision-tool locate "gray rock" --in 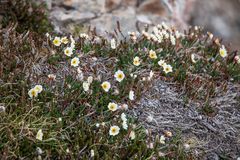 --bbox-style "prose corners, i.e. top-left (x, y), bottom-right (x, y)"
top-left (89, 7), bottom-right (137, 34)
top-left (51, 9), bottom-right (96, 22)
